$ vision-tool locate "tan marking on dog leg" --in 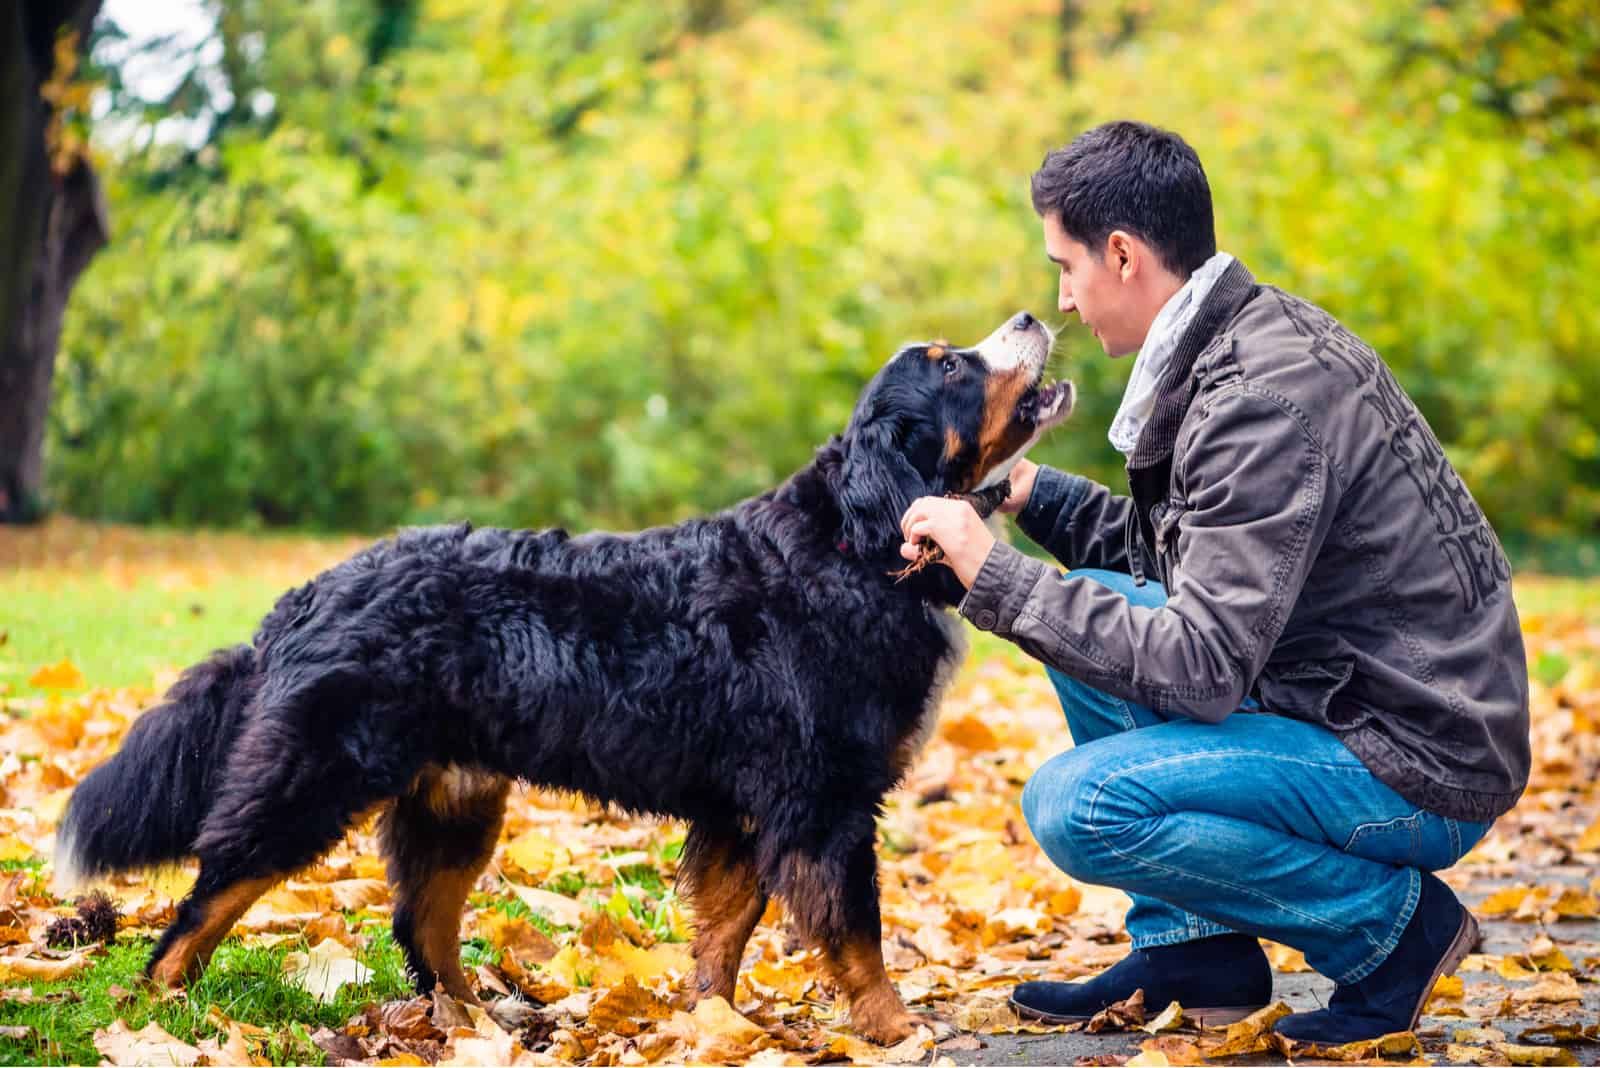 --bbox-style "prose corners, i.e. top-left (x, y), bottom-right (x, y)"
top-left (387, 768), bottom-right (510, 1004)
top-left (149, 876), bottom-right (278, 988)
top-left (681, 843), bottom-right (766, 1003)
top-left (408, 865), bottom-right (486, 1003)
top-left (823, 933), bottom-right (918, 1046)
